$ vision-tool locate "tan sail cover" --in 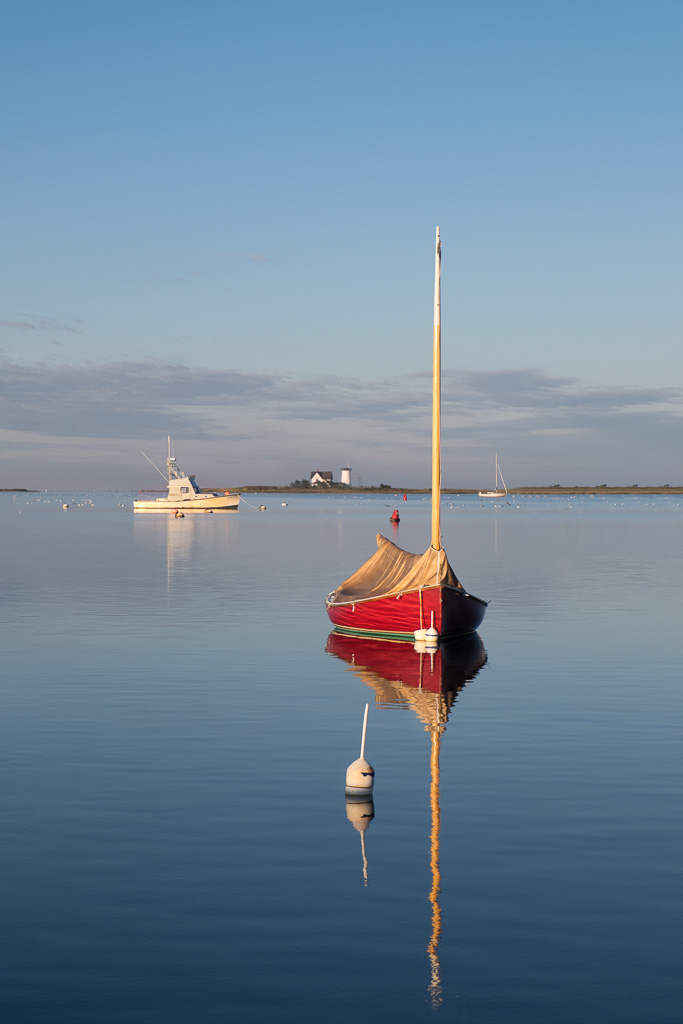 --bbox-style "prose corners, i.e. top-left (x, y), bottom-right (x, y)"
top-left (328, 534), bottom-right (461, 606)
